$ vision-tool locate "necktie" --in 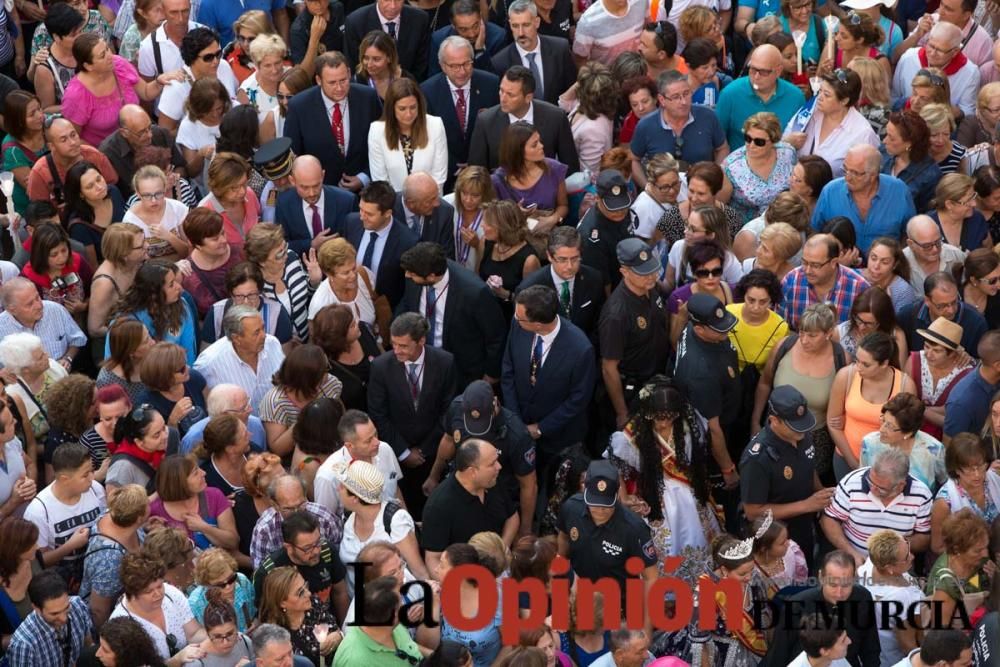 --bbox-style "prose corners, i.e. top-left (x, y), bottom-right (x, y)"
top-left (411, 215), bottom-right (423, 237)
top-left (331, 102), bottom-right (345, 154)
top-left (530, 335), bottom-right (543, 385)
top-left (526, 52), bottom-right (544, 101)
top-left (362, 231), bottom-right (377, 270)
top-left (560, 279), bottom-right (571, 315)
top-left (425, 284), bottom-right (437, 346)
top-left (455, 88), bottom-right (467, 135)
top-left (310, 204), bottom-right (323, 237)
top-left (386, 21), bottom-right (397, 38)
top-left (407, 363), bottom-right (420, 404)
